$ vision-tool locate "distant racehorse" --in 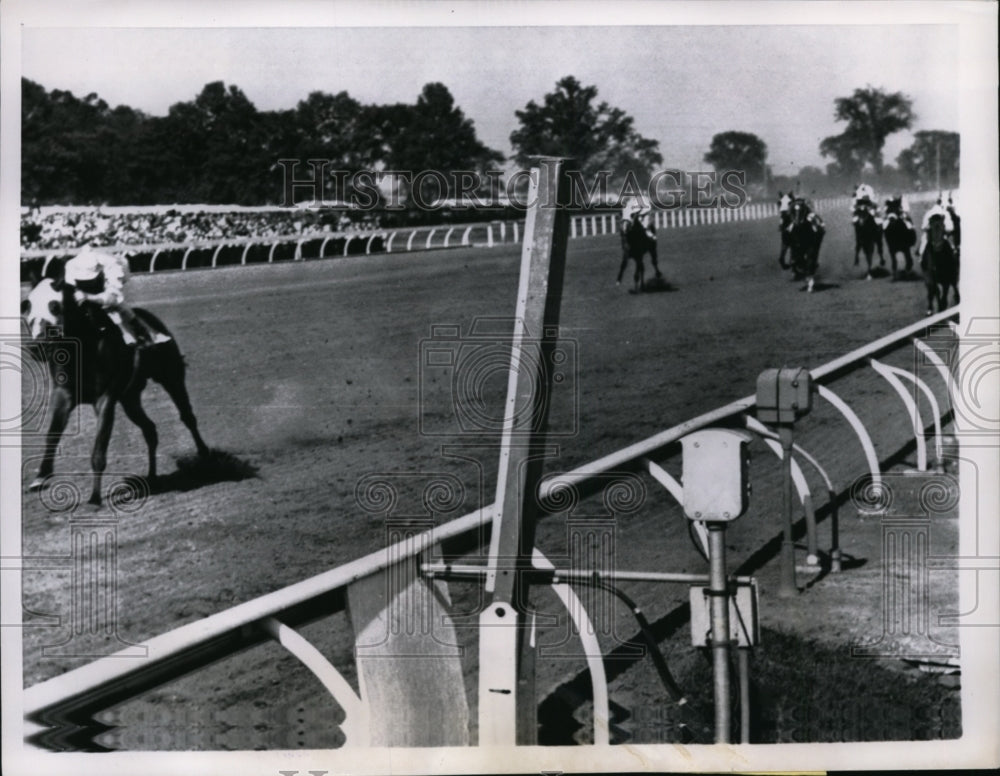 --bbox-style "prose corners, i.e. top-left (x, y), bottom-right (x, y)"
top-left (853, 204), bottom-right (884, 278)
top-left (777, 191), bottom-right (793, 268)
top-left (787, 198), bottom-right (824, 292)
top-left (882, 198), bottom-right (917, 278)
top-left (617, 211), bottom-right (661, 292)
top-left (22, 277), bottom-right (209, 505)
top-left (921, 213), bottom-right (959, 315)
